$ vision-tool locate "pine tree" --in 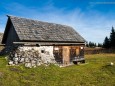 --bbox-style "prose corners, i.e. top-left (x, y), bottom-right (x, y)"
top-left (103, 36), bottom-right (110, 48)
top-left (88, 41), bottom-right (91, 47)
top-left (88, 41), bottom-right (96, 48)
top-left (94, 43), bottom-right (97, 47)
top-left (89, 41), bottom-right (93, 47)
top-left (98, 43), bottom-right (102, 47)
top-left (110, 26), bottom-right (115, 48)
top-left (86, 42), bottom-right (89, 47)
